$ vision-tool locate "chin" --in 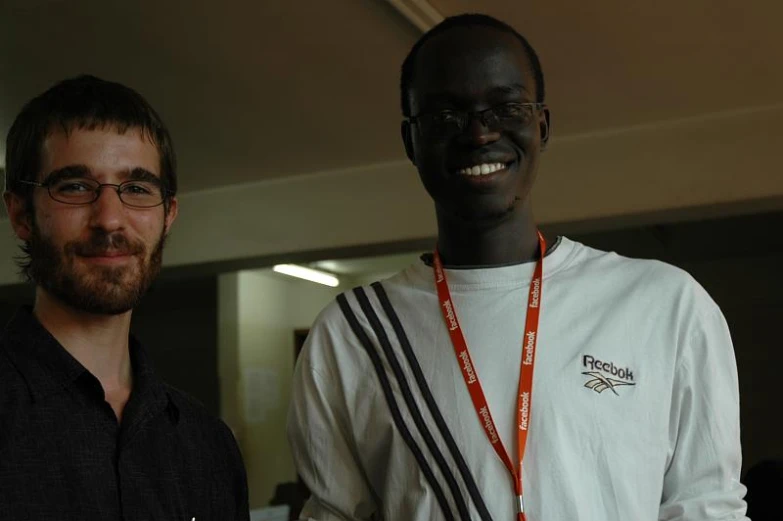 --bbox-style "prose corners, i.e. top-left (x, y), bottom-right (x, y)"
top-left (66, 274), bottom-right (146, 315)
top-left (41, 259), bottom-right (157, 316)
top-left (448, 196), bottom-right (519, 225)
